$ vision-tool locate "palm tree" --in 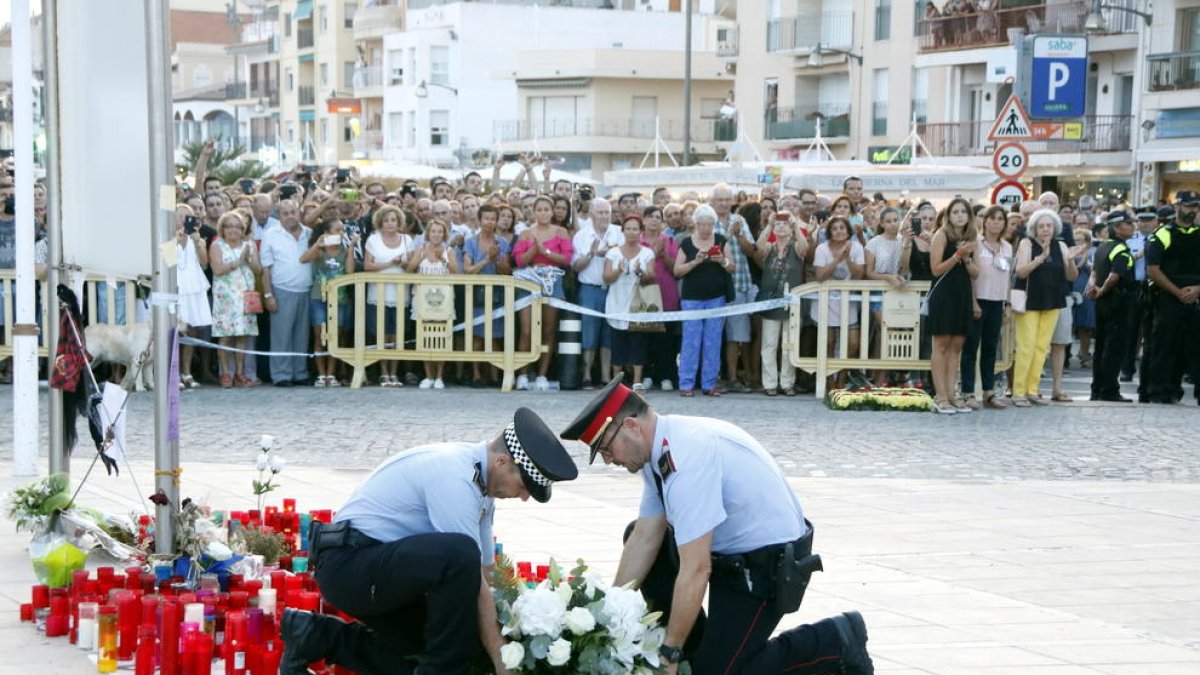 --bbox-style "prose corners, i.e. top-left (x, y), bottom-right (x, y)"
top-left (175, 140), bottom-right (272, 183)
